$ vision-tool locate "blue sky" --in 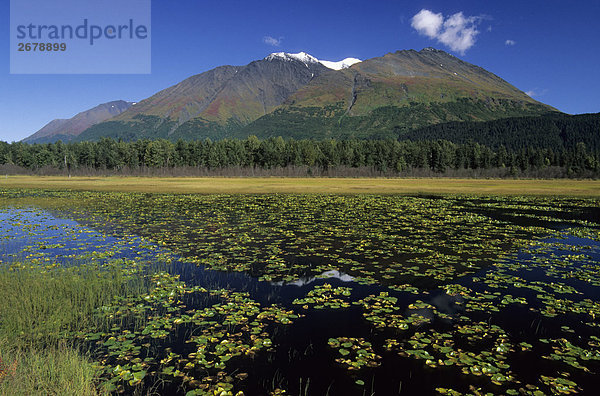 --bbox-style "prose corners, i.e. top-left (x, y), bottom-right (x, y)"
top-left (1, 0), bottom-right (599, 142)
